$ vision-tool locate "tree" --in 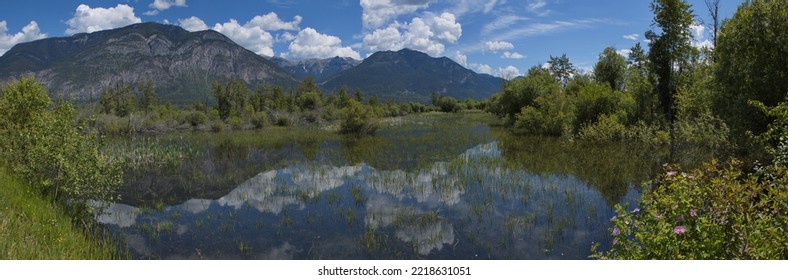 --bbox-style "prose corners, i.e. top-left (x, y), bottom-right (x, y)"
top-left (493, 66), bottom-right (561, 122)
top-left (337, 85), bottom-right (351, 108)
top-left (296, 76), bottom-right (320, 97)
top-left (212, 79), bottom-right (248, 120)
top-left (703, 0), bottom-right (720, 51)
top-left (593, 47), bottom-right (628, 92)
top-left (712, 0), bottom-right (788, 138)
top-left (548, 54), bottom-right (576, 87)
top-left (99, 83), bottom-right (136, 117)
top-left (354, 88), bottom-right (364, 102)
top-left (137, 80), bottom-right (157, 113)
top-left (646, 0), bottom-right (694, 125)
top-left (627, 42), bottom-right (649, 75)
